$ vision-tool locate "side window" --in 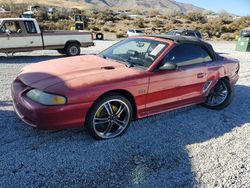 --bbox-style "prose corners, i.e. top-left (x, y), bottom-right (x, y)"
top-left (164, 44), bottom-right (212, 67)
top-left (183, 31), bottom-right (196, 37)
top-left (195, 31), bottom-right (202, 39)
top-left (0, 26), bottom-right (5, 33)
top-left (24, 21), bottom-right (37, 33)
top-left (1, 21), bottom-right (22, 33)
